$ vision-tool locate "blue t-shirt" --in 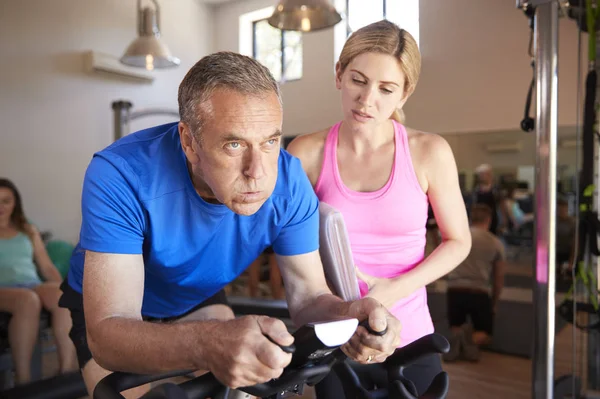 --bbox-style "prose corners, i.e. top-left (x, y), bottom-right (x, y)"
top-left (67, 122), bottom-right (319, 318)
